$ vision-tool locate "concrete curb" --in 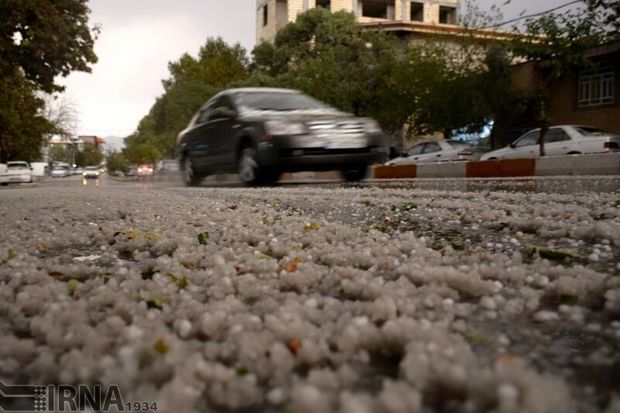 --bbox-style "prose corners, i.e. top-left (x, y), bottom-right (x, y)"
top-left (373, 153), bottom-right (620, 179)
